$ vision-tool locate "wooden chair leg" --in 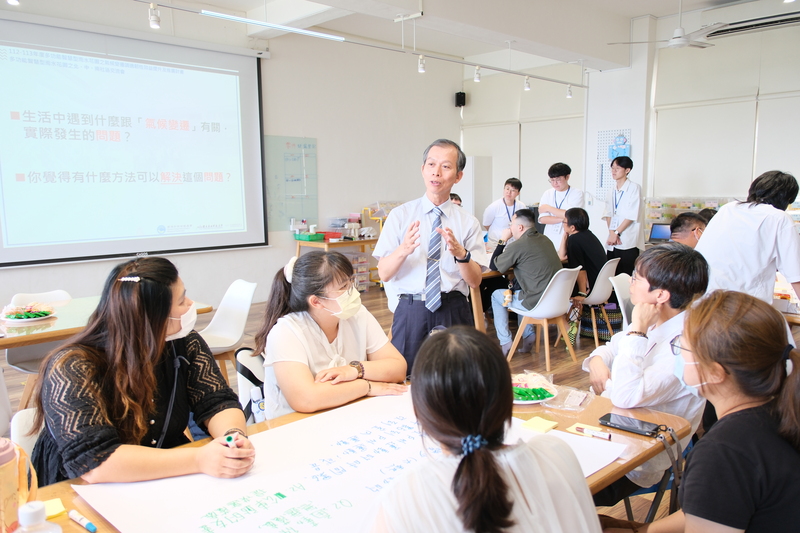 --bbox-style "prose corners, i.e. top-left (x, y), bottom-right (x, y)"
top-left (506, 316), bottom-right (529, 363)
top-left (19, 375), bottom-right (38, 410)
top-left (591, 306), bottom-right (600, 348)
top-left (554, 313), bottom-right (572, 348)
top-left (214, 351), bottom-right (236, 385)
top-left (556, 316), bottom-right (578, 363)
top-left (542, 319), bottom-right (552, 372)
top-left (536, 324), bottom-right (542, 353)
top-left (599, 304), bottom-right (614, 335)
